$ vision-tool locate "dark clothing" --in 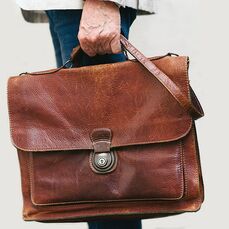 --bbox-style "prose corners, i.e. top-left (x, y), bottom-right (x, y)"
top-left (45, 7), bottom-right (137, 67)
top-left (45, 7), bottom-right (142, 229)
